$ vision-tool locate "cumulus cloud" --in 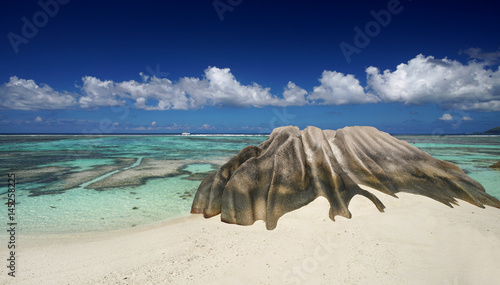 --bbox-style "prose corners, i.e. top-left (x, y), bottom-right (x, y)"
top-left (179, 66), bottom-right (280, 108)
top-left (461, 116), bottom-right (474, 121)
top-left (438, 114), bottom-right (453, 121)
top-left (3, 53), bottom-right (500, 112)
top-left (366, 54), bottom-right (500, 111)
top-left (0, 76), bottom-right (77, 110)
top-left (308, 71), bottom-right (379, 105)
top-left (79, 67), bottom-right (284, 110)
top-left (462, 47), bottom-right (500, 65)
top-left (79, 75), bottom-right (189, 110)
top-left (281, 81), bottom-right (308, 106)
top-left (79, 76), bottom-right (125, 108)
top-left (118, 75), bottom-right (189, 110)
top-left (35, 116), bottom-right (43, 122)
top-left (451, 100), bottom-right (500, 112)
